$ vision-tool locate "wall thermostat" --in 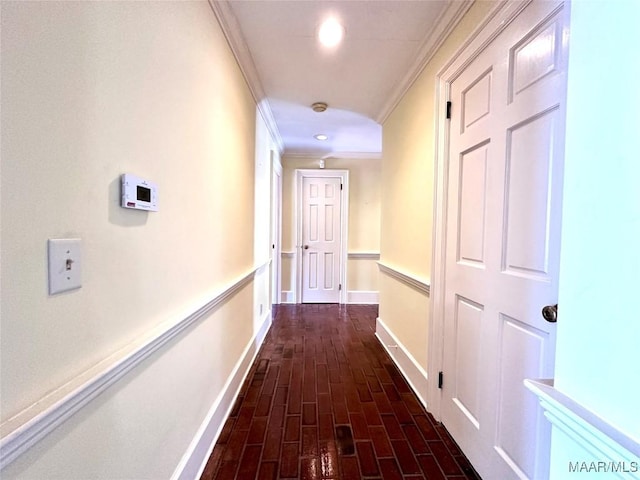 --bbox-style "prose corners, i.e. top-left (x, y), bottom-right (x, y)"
top-left (121, 174), bottom-right (158, 211)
